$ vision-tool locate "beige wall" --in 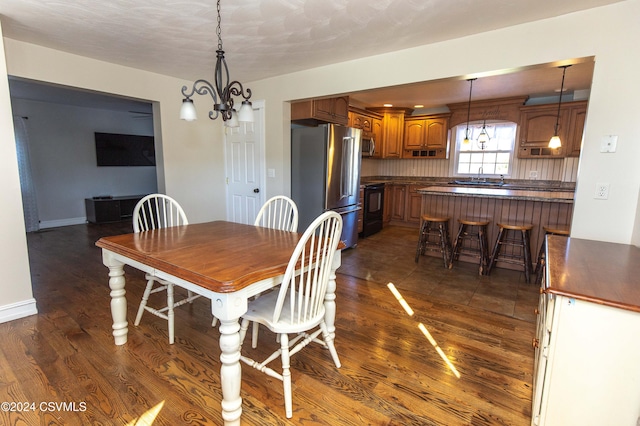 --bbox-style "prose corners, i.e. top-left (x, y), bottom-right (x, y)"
top-left (2, 0), bottom-right (640, 320)
top-left (0, 20), bottom-right (36, 320)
